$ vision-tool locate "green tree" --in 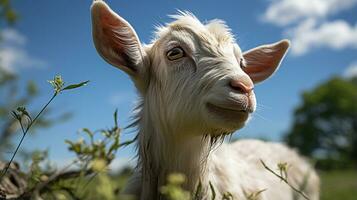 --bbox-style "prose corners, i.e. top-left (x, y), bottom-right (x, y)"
top-left (285, 76), bottom-right (357, 165)
top-left (0, 0), bottom-right (18, 25)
